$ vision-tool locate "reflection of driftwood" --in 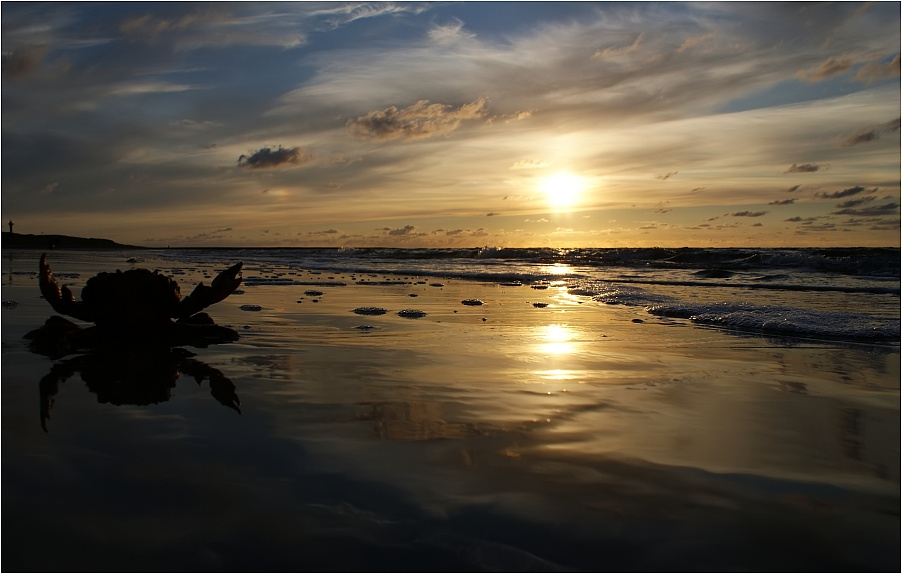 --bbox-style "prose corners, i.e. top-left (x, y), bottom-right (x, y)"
top-left (37, 346), bottom-right (240, 432)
